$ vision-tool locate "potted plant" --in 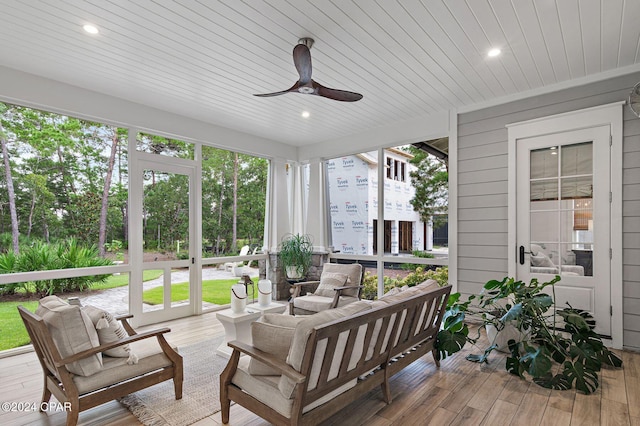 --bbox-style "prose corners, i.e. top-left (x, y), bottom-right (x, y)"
top-left (278, 233), bottom-right (313, 279)
top-left (437, 275), bottom-right (622, 394)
